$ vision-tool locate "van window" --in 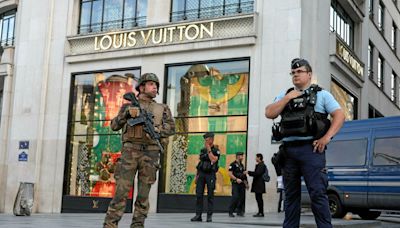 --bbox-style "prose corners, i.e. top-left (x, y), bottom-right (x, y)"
top-left (373, 137), bottom-right (400, 166)
top-left (326, 139), bottom-right (367, 166)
